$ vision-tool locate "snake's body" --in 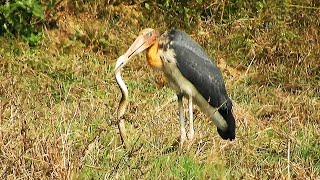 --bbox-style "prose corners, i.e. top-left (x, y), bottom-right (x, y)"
top-left (115, 55), bottom-right (129, 146)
